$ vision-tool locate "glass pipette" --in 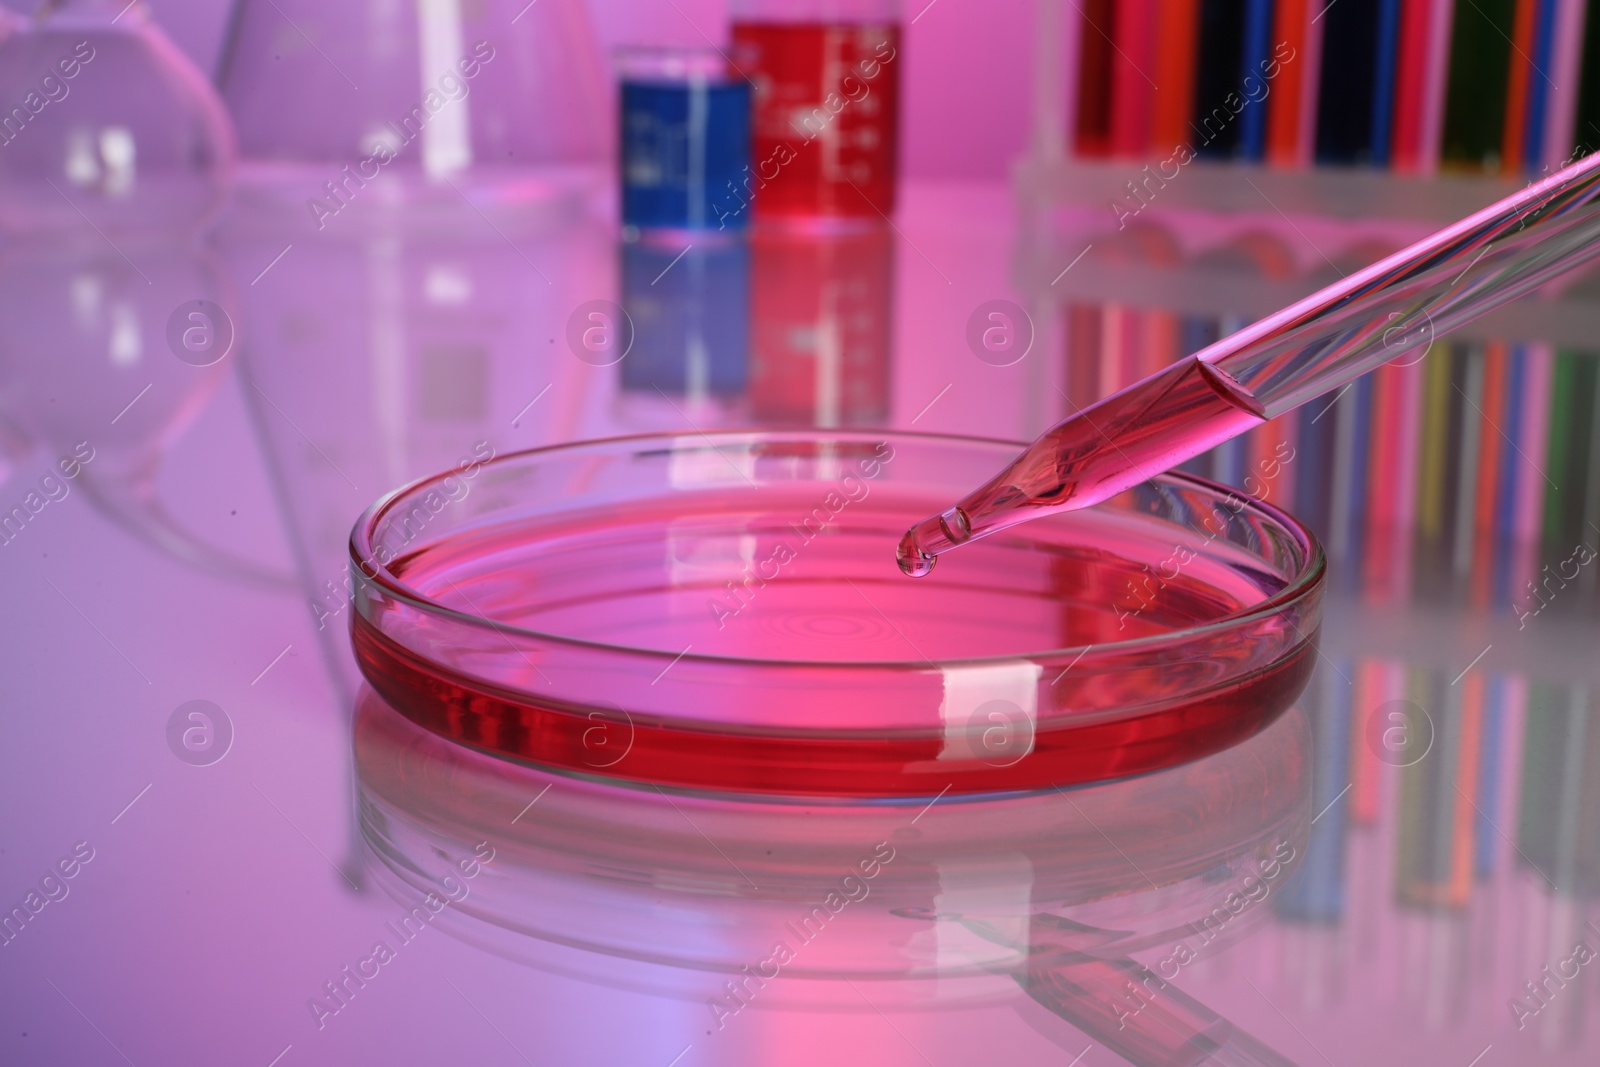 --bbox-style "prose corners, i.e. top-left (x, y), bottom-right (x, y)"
top-left (898, 149), bottom-right (1600, 576)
